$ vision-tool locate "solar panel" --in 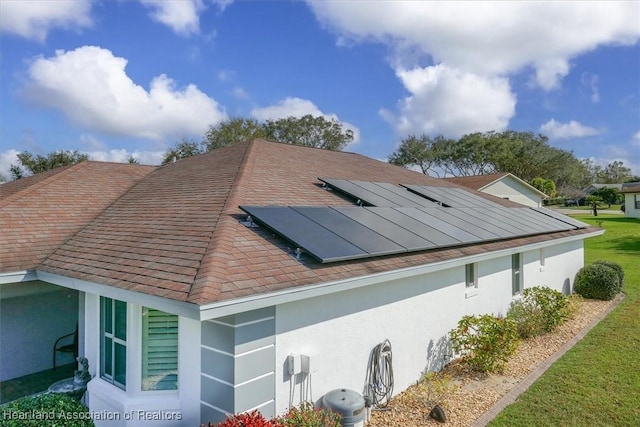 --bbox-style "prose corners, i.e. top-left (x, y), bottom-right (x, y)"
top-left (240, 206), bottom-right (369, 263)
top-left (334, 207), bottom-right (434, 251)
top-left (531, 207), bottom-right (589, 229)
top-left (394, 207), bottom-right (477, 244)
top-left (293, 207), bottom-right (405, 257)
top-left (319, 178), bottom-right (395, 206)
top-left (240, 180), bottom-right (586, 264)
